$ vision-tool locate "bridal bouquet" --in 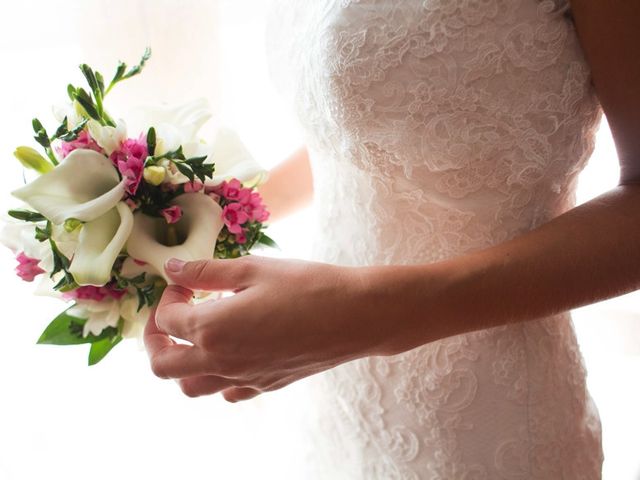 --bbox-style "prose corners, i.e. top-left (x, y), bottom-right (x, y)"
top-left (1, 49), bottom-right (274, 365)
